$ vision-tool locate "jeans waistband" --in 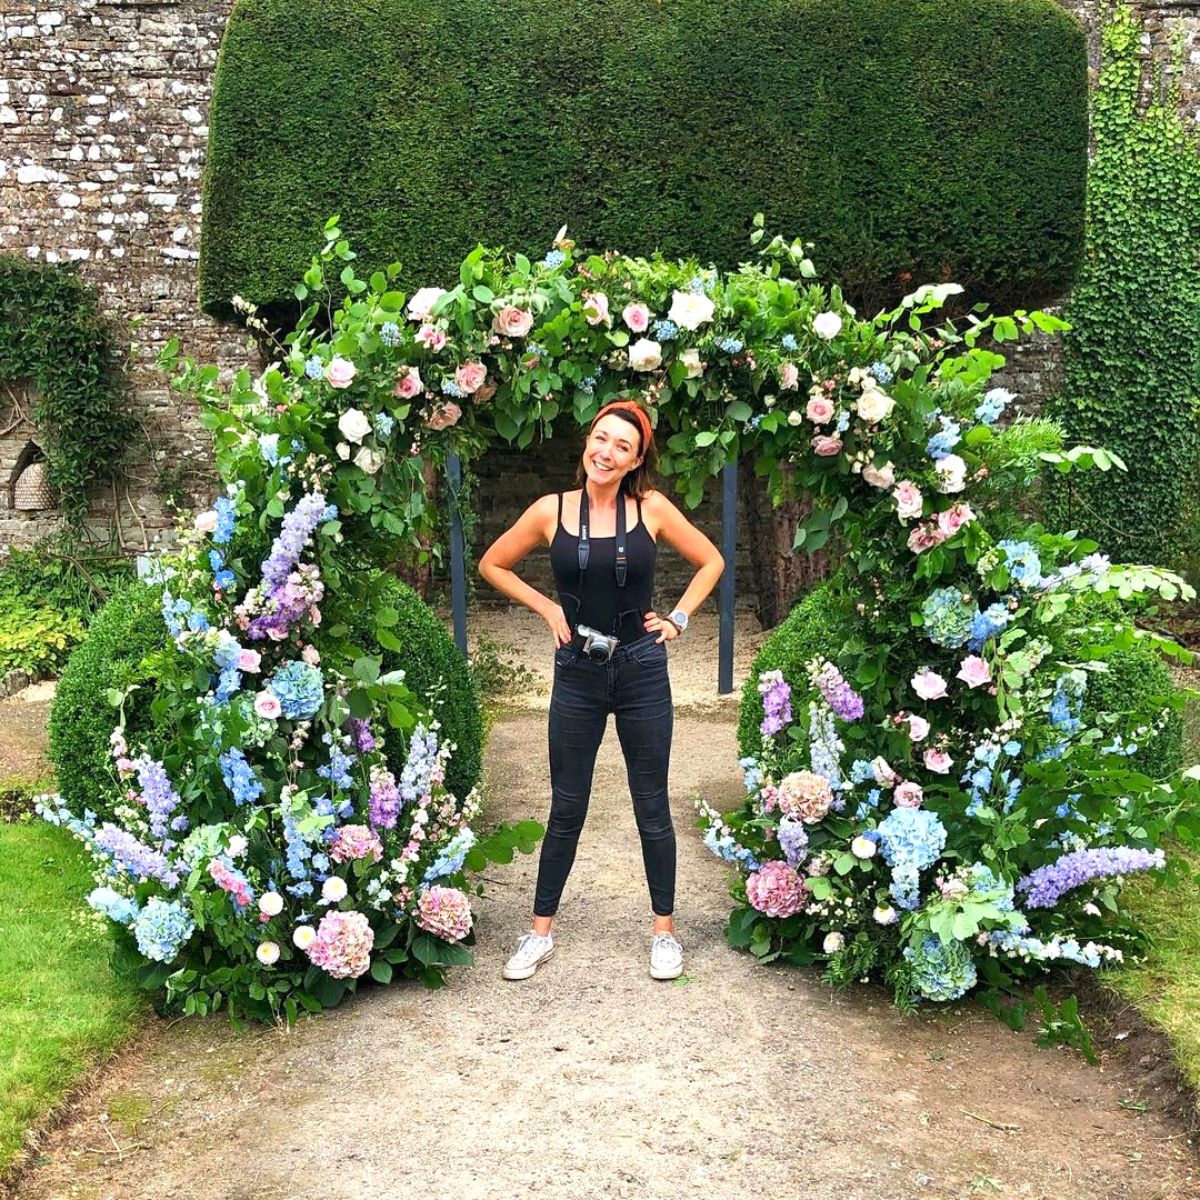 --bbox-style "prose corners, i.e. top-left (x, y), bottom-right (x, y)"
top-left (567, 631), bottom-right (661, 661)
